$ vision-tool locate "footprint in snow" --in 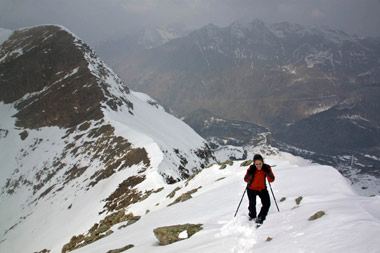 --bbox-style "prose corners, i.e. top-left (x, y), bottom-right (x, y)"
top-left (216, 216), bottom-right (257, 253)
